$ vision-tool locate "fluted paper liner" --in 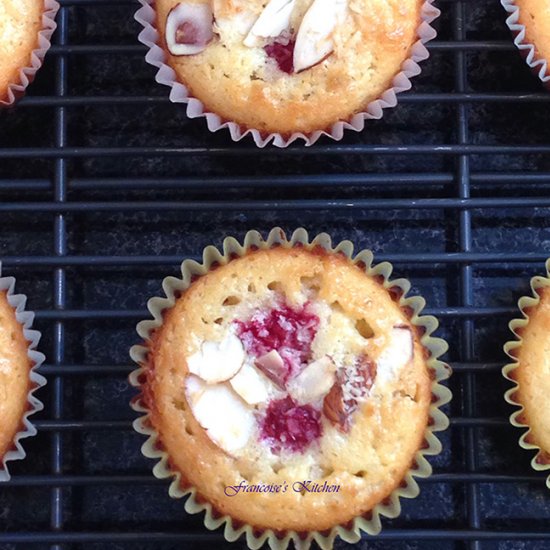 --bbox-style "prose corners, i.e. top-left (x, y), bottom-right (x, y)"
top-left (503, 258), bottom-right (550, 490)
top-left (501, 0), bottom-right (550, 87)
top-left (134, 1), bottom-right (440, 147)
top-left (129, 228), bottom-right (452, 549)
top-left (1, 0), bottom-right (60, 107)
top-left (0, 263), bottom-right (46, 481)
